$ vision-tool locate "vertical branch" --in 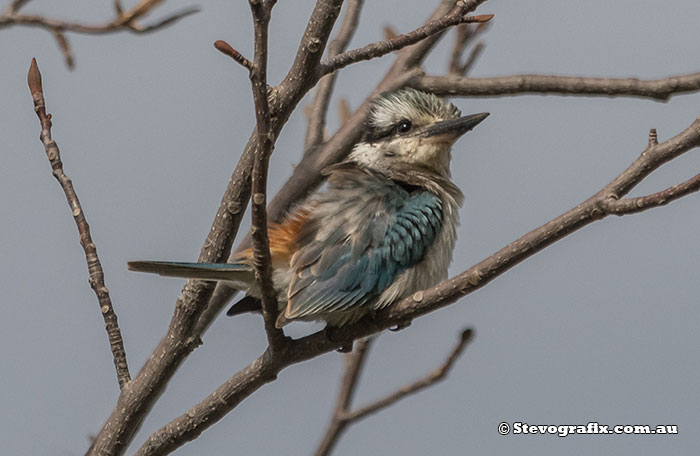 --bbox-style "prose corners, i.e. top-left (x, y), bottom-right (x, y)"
top-left (27, 59), bottom-right (130, 388)
top-left (304, 0), bottom-right (364, 150)
top-left (248, 0), bottom-right (287, 348)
